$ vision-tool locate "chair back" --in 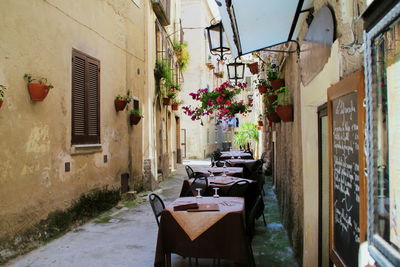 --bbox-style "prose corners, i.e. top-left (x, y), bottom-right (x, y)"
top-left (227, 180), bottom-right (250, 197)
top-left (190, 177), bottom-right (209, 196)
top-left (149, 193), bottom-right (165, 226)
top-left (247, 195), bottom-right (262, 239)
top-left (185, 165), bottom-right (194, 179)
top-left (234, 163), bottom-right (252, 179)
top-left (214, 161), bottom-right (223, 167)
